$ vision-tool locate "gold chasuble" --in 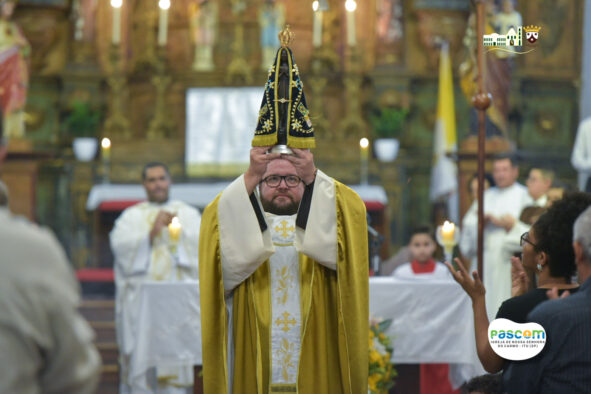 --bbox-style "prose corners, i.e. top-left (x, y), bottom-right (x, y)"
top-left (199, 181), bottom-right (369, 394)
